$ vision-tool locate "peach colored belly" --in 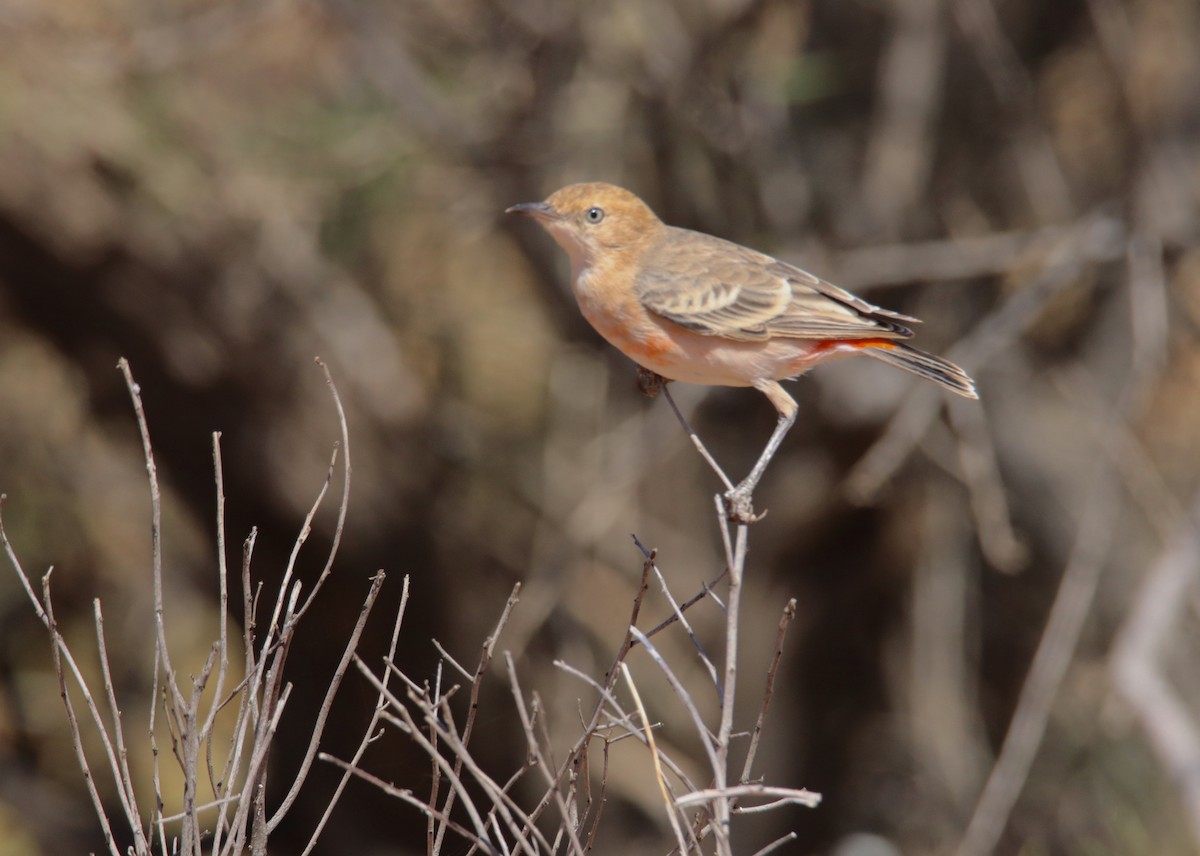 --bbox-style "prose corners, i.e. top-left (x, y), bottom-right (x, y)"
top-left (580, 302), bottom-right (859, 388)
